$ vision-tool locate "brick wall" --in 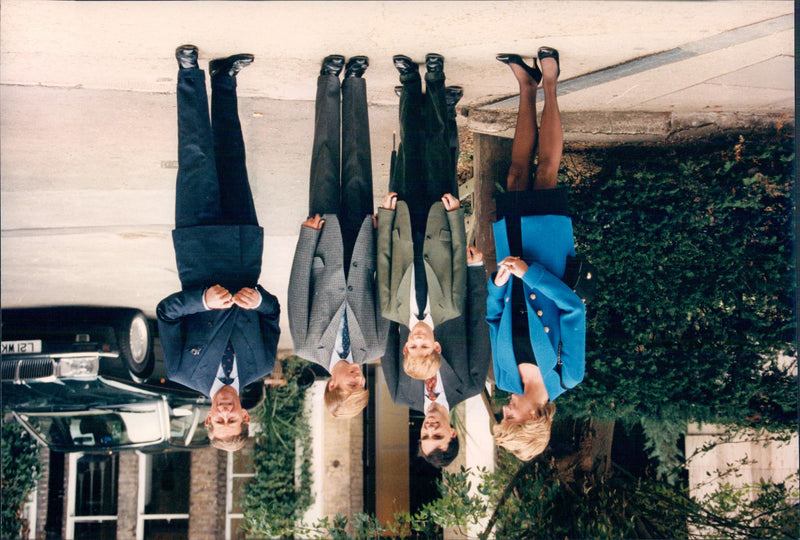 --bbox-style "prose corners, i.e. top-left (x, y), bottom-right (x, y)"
top-left (116, 452), bottom-right (139, 540)
top-left (34, 449), bottom-right (50, 540)
top-left (189, 446), bottom-right (226, 539)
